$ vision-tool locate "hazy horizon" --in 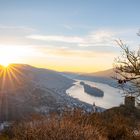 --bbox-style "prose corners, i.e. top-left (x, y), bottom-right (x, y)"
top-left (1, 63), bottom-right (113, 74)
top-left (0, 0), bottom-right (140, 72)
